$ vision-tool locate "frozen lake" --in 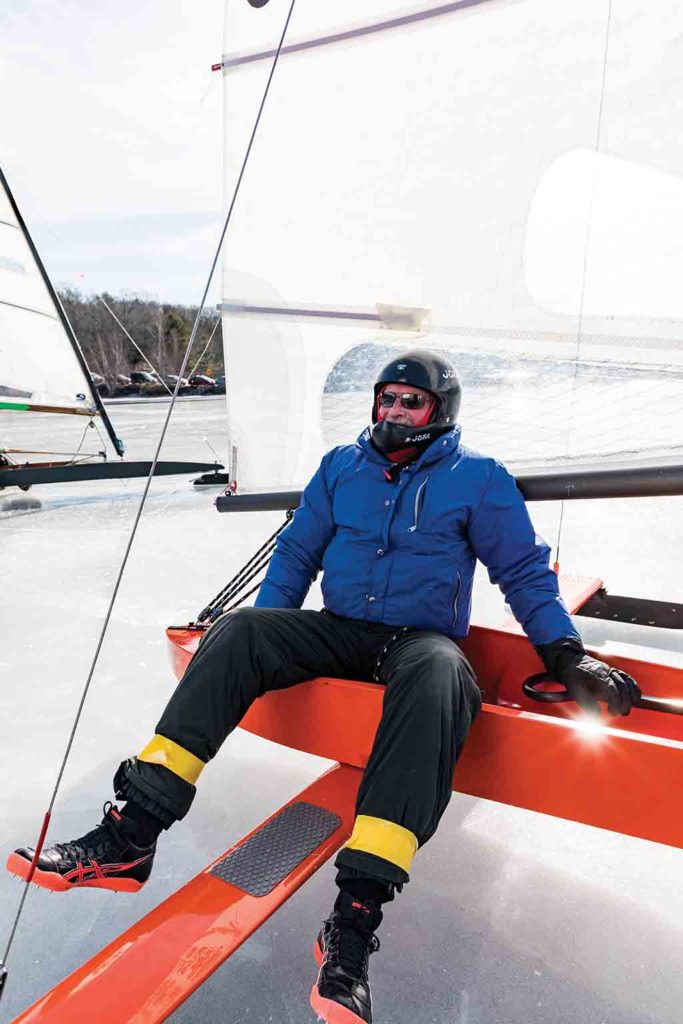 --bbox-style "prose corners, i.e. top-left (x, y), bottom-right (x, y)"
top-left (1, 396), bottom-right (683, 1024)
